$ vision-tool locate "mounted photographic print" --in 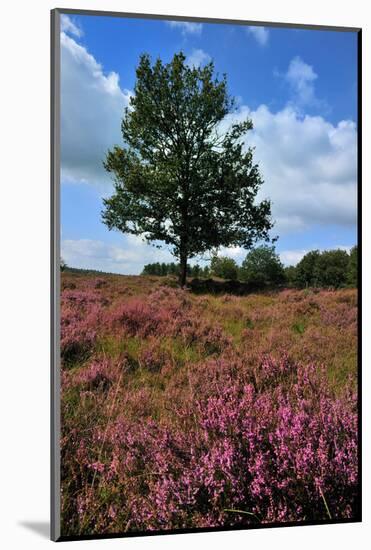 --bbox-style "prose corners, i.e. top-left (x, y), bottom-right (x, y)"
top-left (51, 8), bottom-right (361, 541)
